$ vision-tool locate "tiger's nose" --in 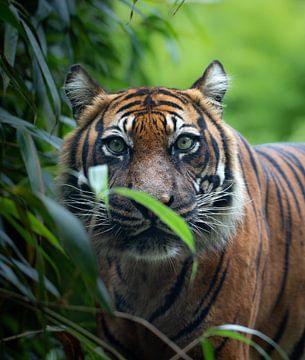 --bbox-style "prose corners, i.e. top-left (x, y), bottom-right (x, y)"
top-left (160, 194), bottom-right (170, 205)
top-left (131, 194), bottom-right (174, 221)
top-left (160, 194), bottom-right (174, 207)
